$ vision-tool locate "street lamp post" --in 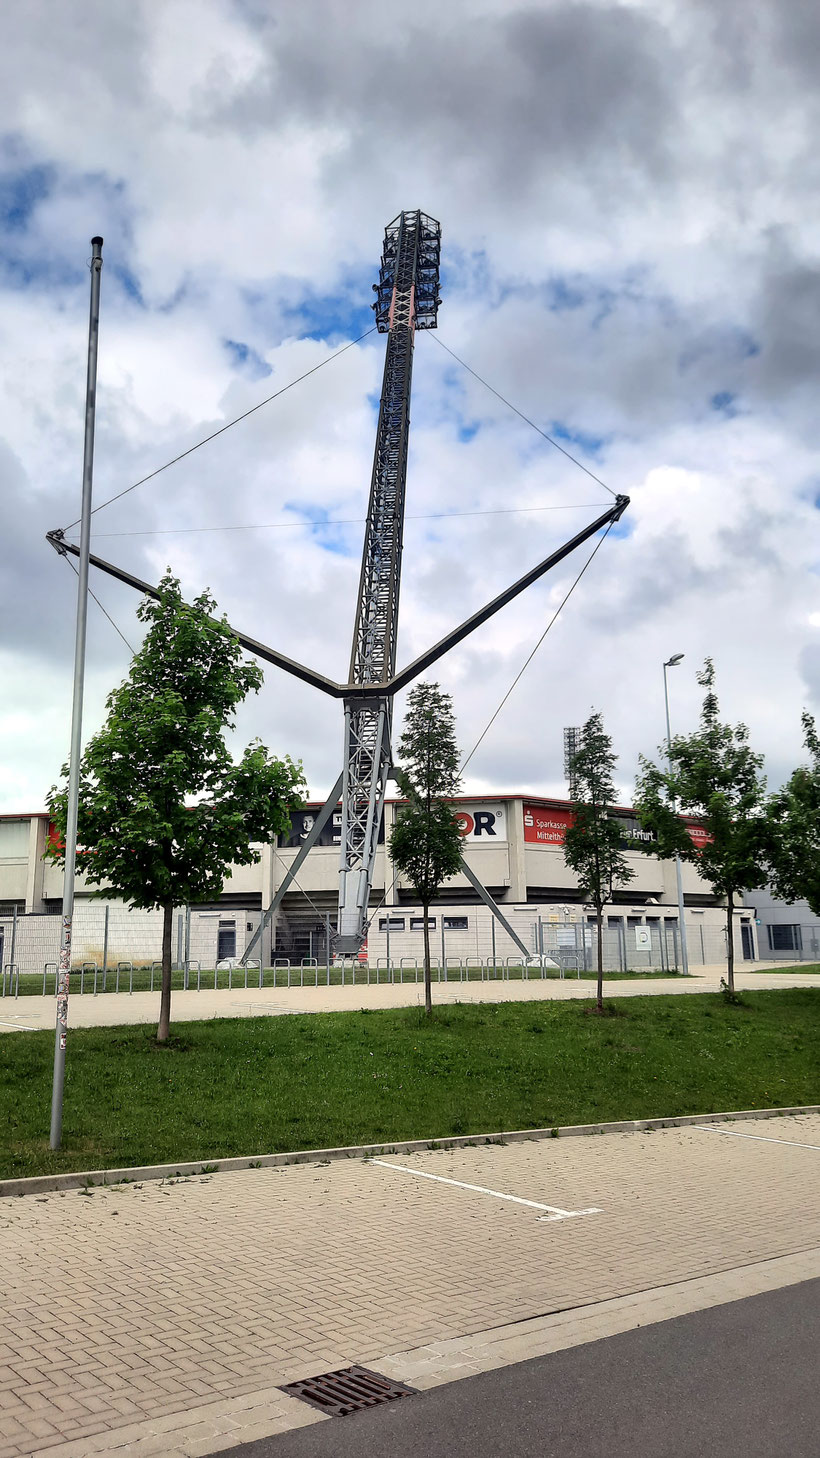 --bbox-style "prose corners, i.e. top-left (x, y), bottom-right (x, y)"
top-left (663, 654), bottom-right (690, 976)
